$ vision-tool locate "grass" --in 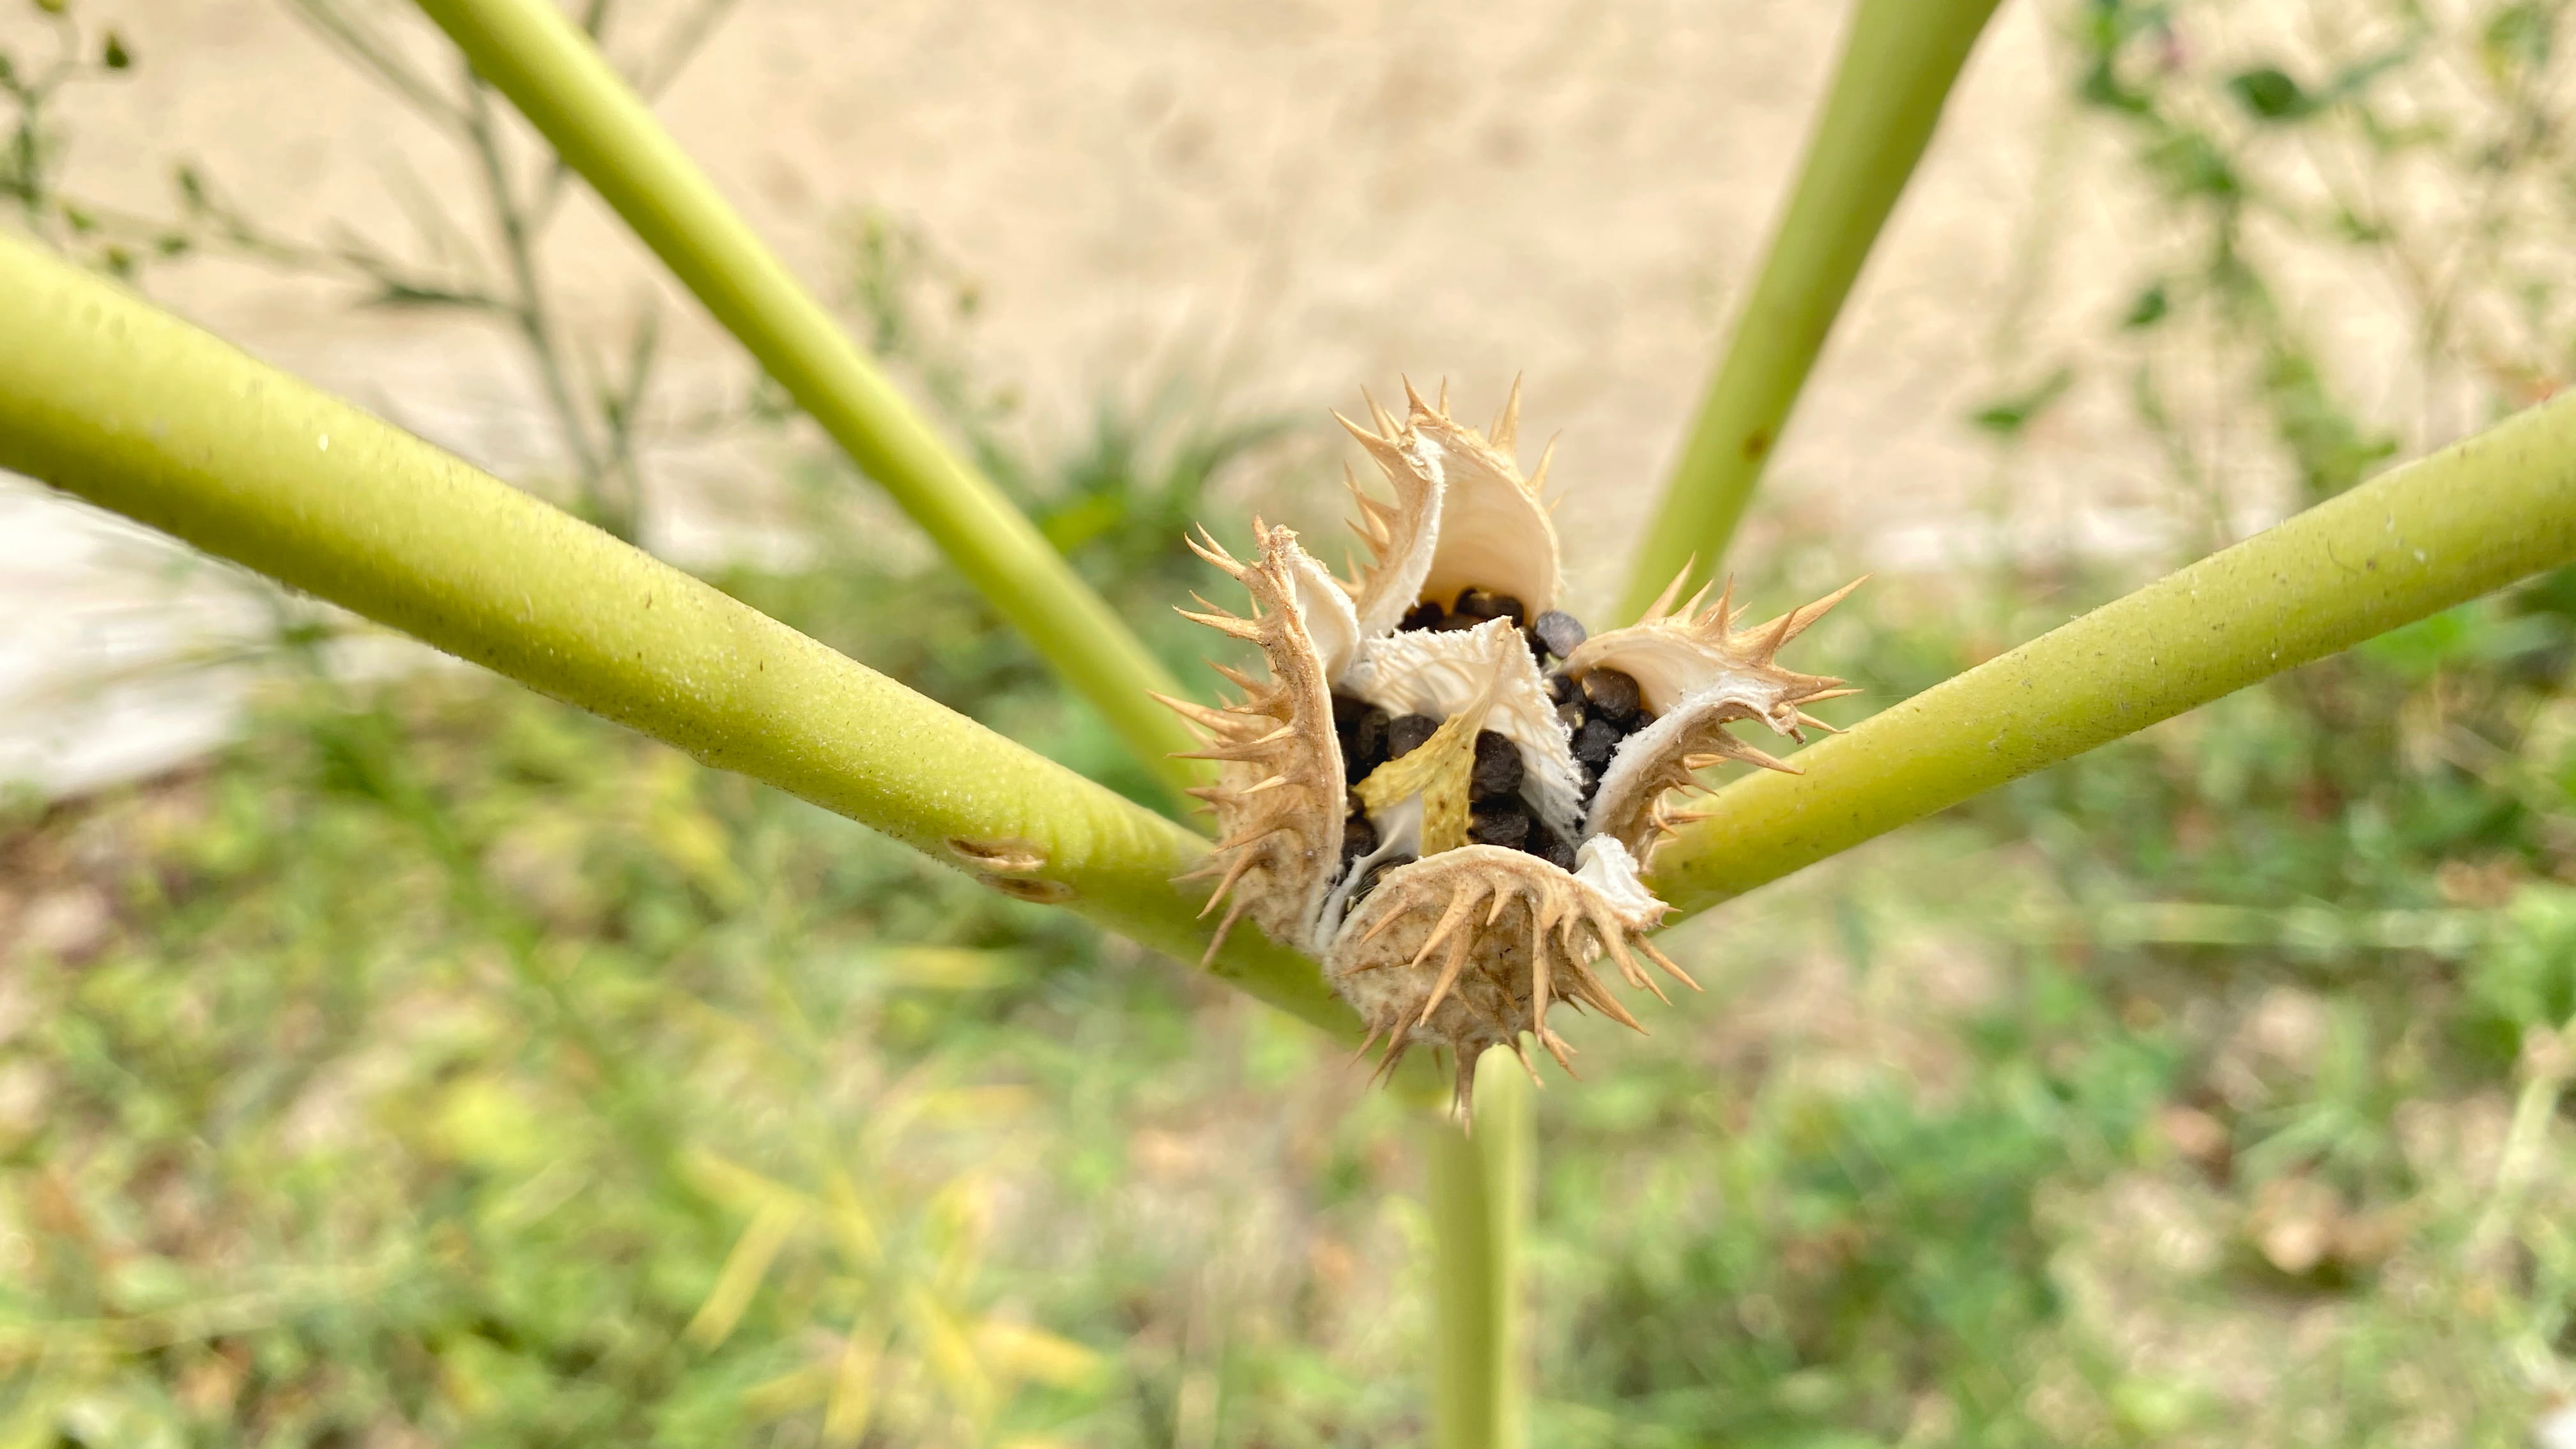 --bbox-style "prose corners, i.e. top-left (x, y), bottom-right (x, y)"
top-left (6, 540), bottom-right (2573, 1445)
